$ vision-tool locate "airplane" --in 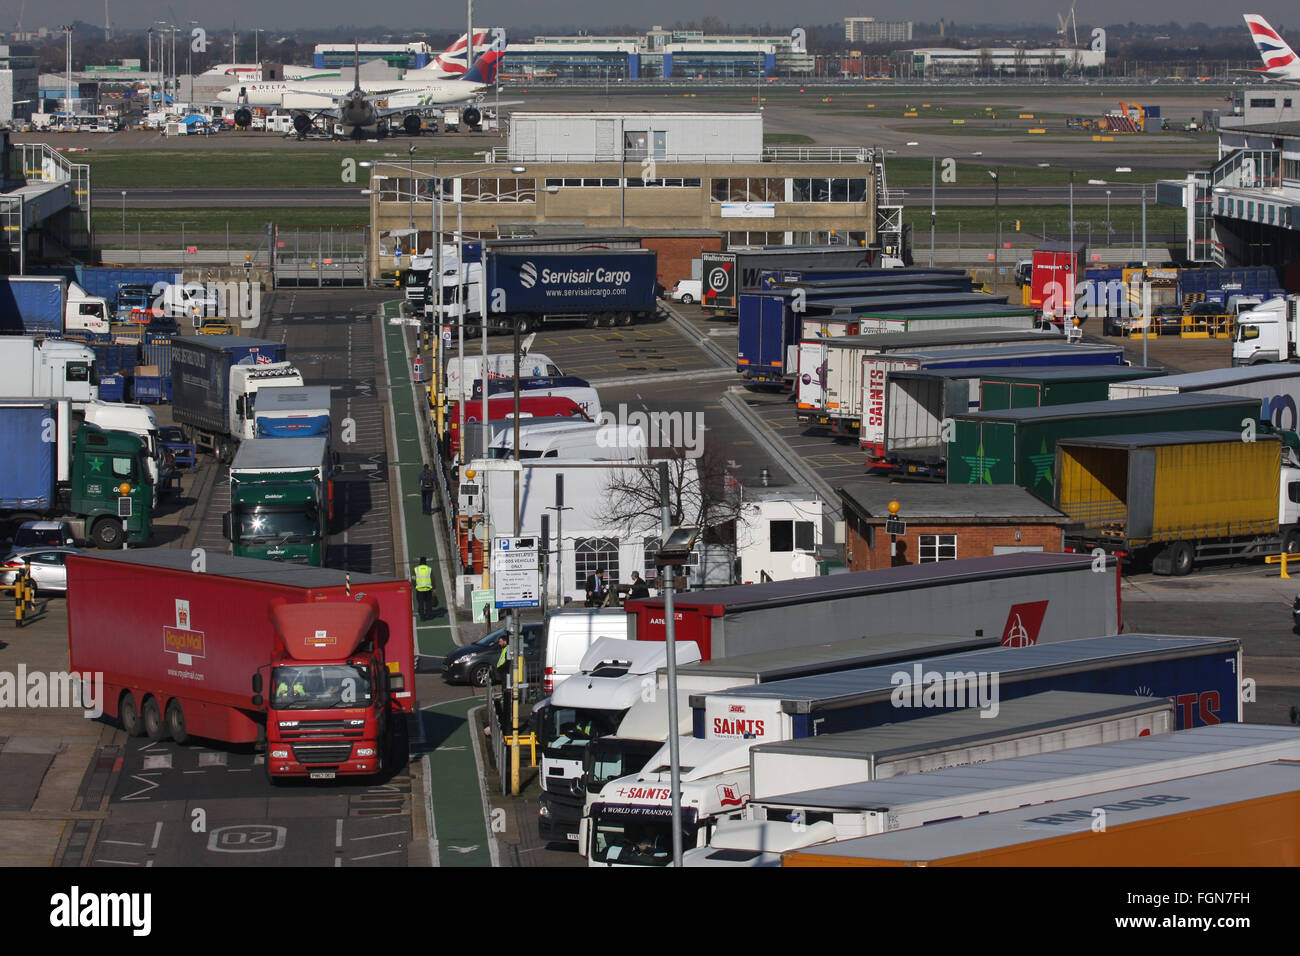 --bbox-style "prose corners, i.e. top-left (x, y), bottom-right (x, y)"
top-left (413, 29), bottom-right (491, 78)
top-left (1242, 14), bottom-right (1300, 81)
top-left (220, 38), bottom-right (506, 139)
